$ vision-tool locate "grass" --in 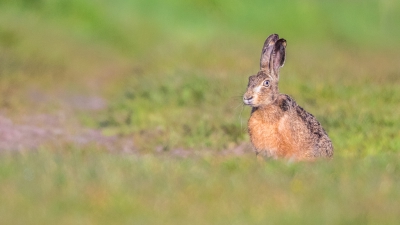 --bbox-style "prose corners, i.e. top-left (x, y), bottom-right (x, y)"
top-left (0, 0), bottom-right (400, 224)
top-left (1, 150), bottom-right (400, 224)
top-left (0, 149), bottom-right (400, 224)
